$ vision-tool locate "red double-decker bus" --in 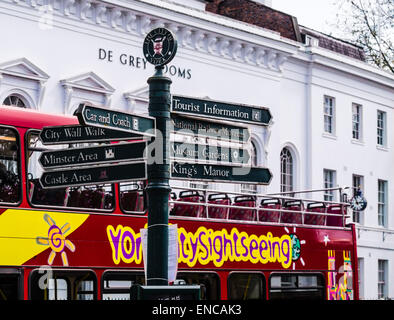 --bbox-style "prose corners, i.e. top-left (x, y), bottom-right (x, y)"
top-left (0, 106), bottom-right (358, 300)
